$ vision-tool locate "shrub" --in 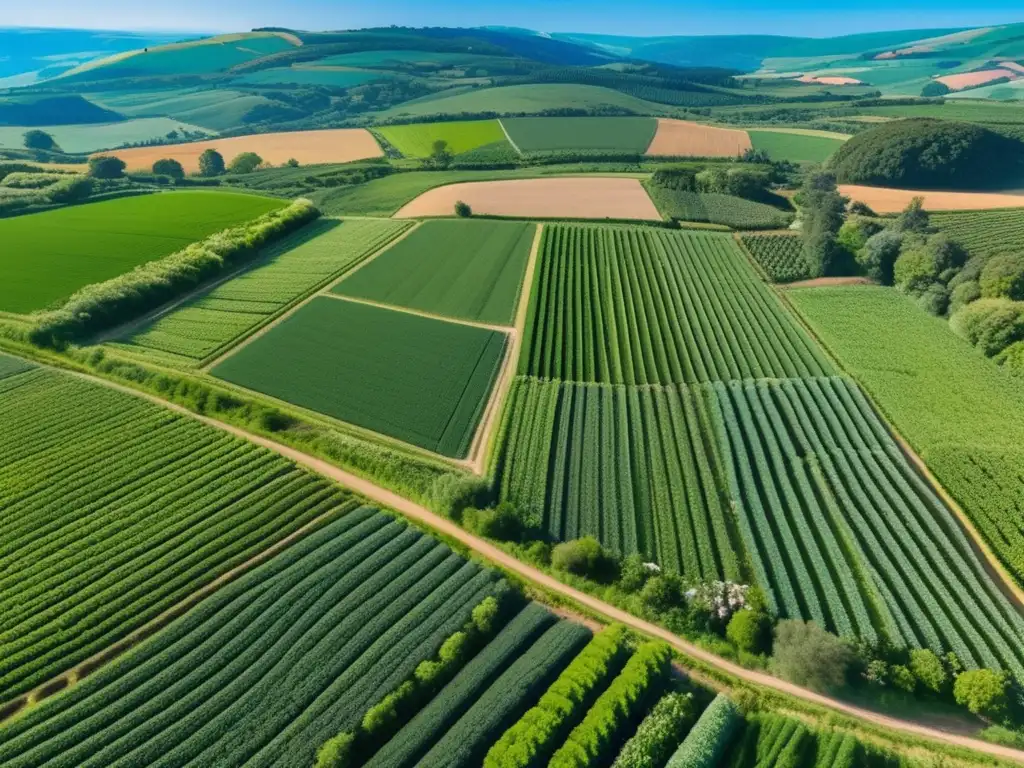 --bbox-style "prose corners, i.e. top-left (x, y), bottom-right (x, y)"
top-left (664, 695), bottom-right (740, 768)
top-left (916, 283), bottom-right (949, 316)
top-left (954, 669), bottom-right (1010, 720)
top-left (611, 693), bottom-right (696, 768)
top-left (800, 171), bottom-right (847, 278)
top-left (894, 196), bottom-right (931, 234)
top-left (837, 215), bottom-right (882, 258)
top-left (921, 81), bottom-right (951, 97)
top-left (473, 596), bottom-right (501, 634)
top-left (152, 159), bottom-right (185, 180)
top-left (315, 732), bottom-right (354, 768)
top-left (997, 340), bottom-right (1024, 377)
top-left (651, 167), bottom-right (698, 191)
top-left (950, 298), bottom-right (1024, 356)
top-left (198, 149), bottom-right (225, 177)
top-left (909, 648), bottom-right (948, 694)
top-left (229, 151), bottom-right (263, 174)
top-left (618, 555), bottom-right (653, 592)
top-left (549, 641), bottom-right (672, 768)
top-left (857, 229), bottom-right (902, 284)
top-left (980, 253), bottom-right (1024, 301)
top-left (552, 537), bottom-right (612, 579)
top-left (770, 620), bottom-right (854, 692)
top-left (46, 175), bottom-right (93, 204)
top-left (286, 158), bottom-right (300, 167)
top-left (23, 129), bottom-right (56, 151)
top-left (640, 574), bottom-right (686, 613)
top-left (88, 155), bottom-right (126, 179)
top-left (726, 610), bottom-right (772, 654)
top-left (890, 664), bottom-right (916, 693)
top-left (462, 502), bottom-right (538, 541)
top-left (455, 200), bottom-right (472, 217)
top-left (950, 280), bottom-right (981, 313)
